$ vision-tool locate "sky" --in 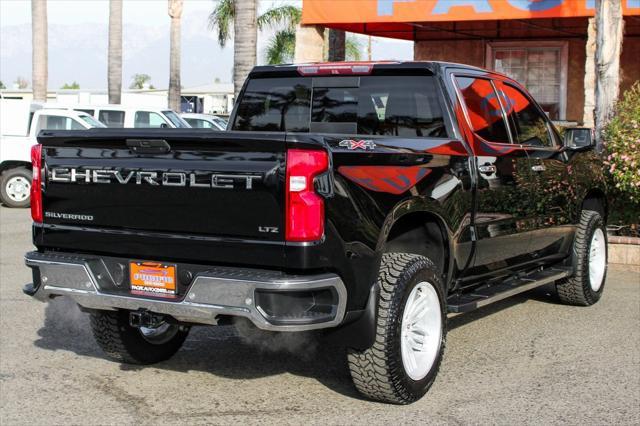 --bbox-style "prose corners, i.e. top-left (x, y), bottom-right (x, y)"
top-left (0, 0), bottom-right (414, 90)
